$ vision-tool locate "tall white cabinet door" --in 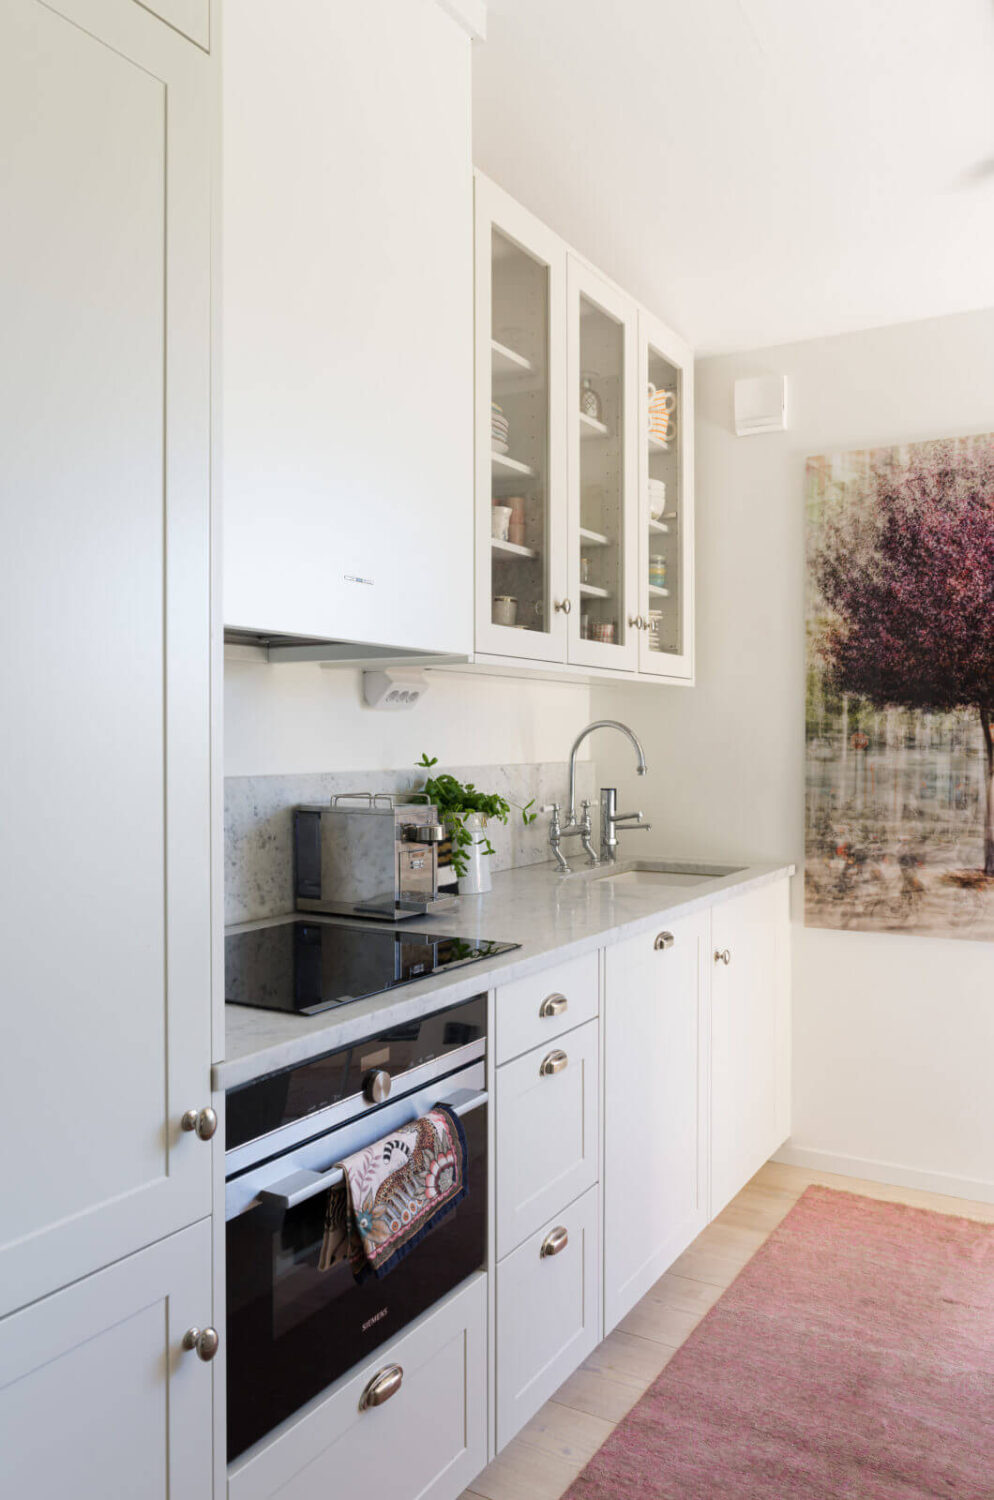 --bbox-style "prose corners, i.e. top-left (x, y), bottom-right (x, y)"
top-left (0, 1217), bottom-right (214, 1500)
top-left (222, 0), bottom-right (474, 658)
top-left (565, 257), bottom-right (639, 673)
top-left (475, 174), bottom-right (569, 663)
top-left (637, 308), bottom-right (695, 681)
top-left (0, 0), bottom-right (212, 1318)
top-left (711, 880), bottom-right (791, 1216)
top-left (603, 912), bottom-right (709, 1333)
